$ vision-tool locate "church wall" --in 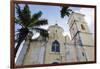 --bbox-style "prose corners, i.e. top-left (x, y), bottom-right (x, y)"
top-left (48, 26), bottom-right (64, 41)
top-left (76, 45), bottom-right (87, 62)
top-left (23, 41), bottom-right (45, 65)
top-left (65, 44), bottom-right (77, 62)
top-left (44, 25), bottom-right (66, 64)
top-left (79, 32), bottom-right (94, 46)
top-left (65, 43), bottom-right (94, 62)
top-left (65, 44), bottom-right (88, 62)
top-left (83, 46), bottom-right (94, 61)
top-left (44, 39), bottom-right (66, 64)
